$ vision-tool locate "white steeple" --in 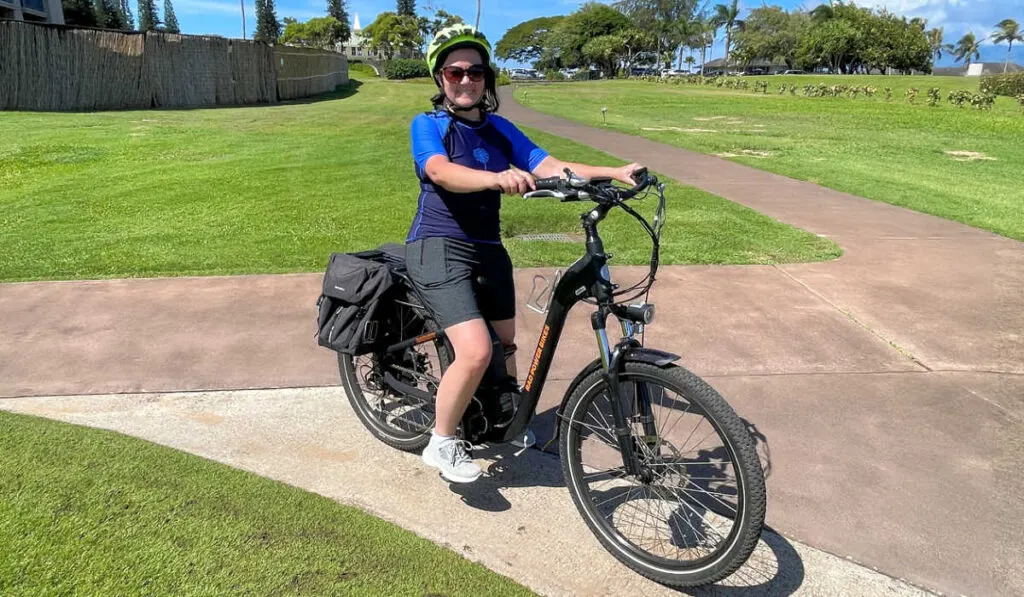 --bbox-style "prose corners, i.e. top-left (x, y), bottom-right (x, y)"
top-left (353, 13), bottom-right (361, 31)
